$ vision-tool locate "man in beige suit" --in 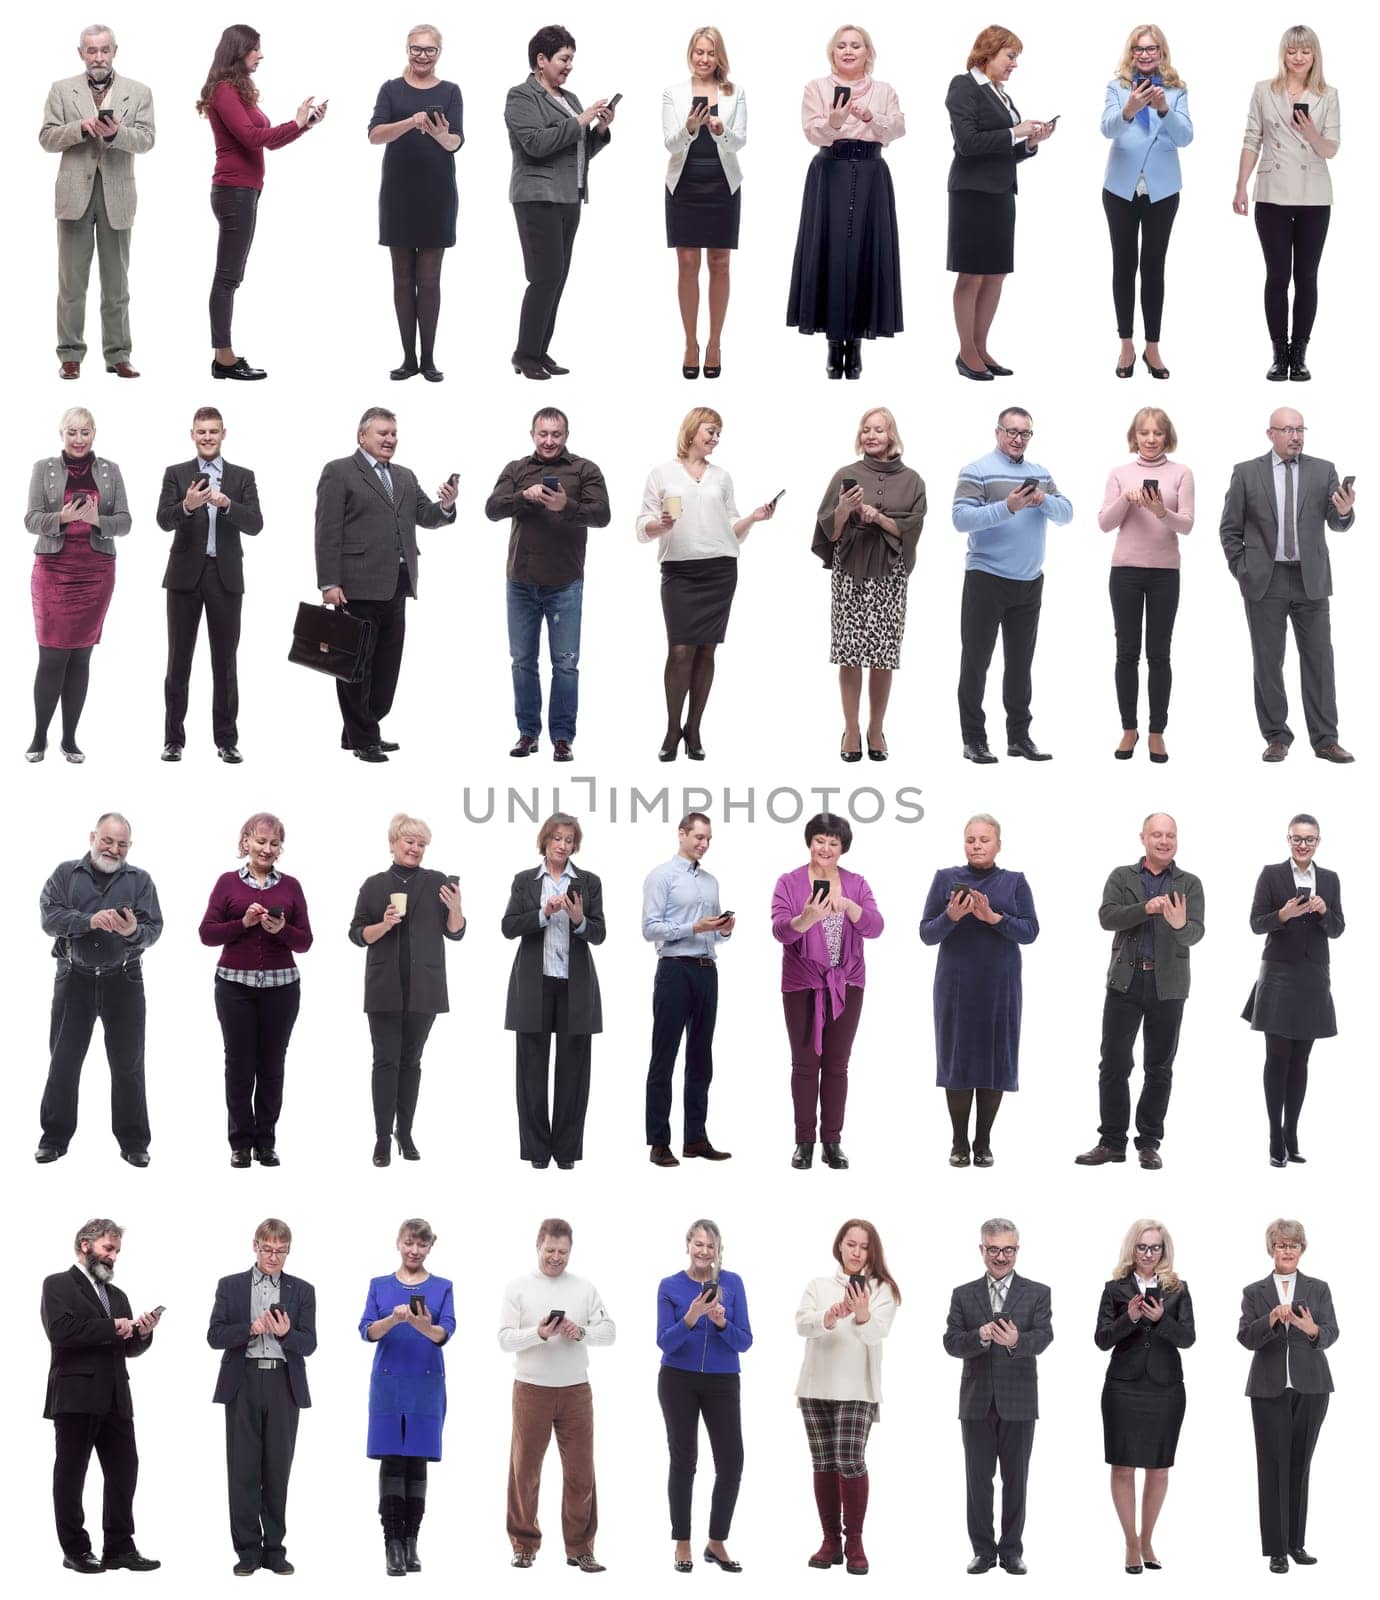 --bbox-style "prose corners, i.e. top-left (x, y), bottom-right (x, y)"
top-left (39, 25), bottom-right (155, 379)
